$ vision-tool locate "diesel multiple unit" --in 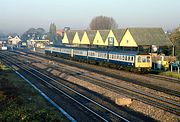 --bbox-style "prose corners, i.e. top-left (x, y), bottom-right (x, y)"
top-left (45, 46), bottom-right (152, 71)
